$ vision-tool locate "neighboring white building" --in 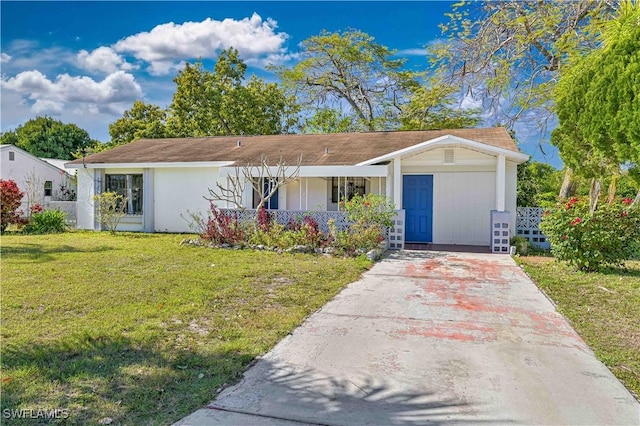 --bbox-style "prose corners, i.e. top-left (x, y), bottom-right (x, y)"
top-left (1, 144), bottom-right (77, 212)
top-left (66, 128), bottom-right (529, 249)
